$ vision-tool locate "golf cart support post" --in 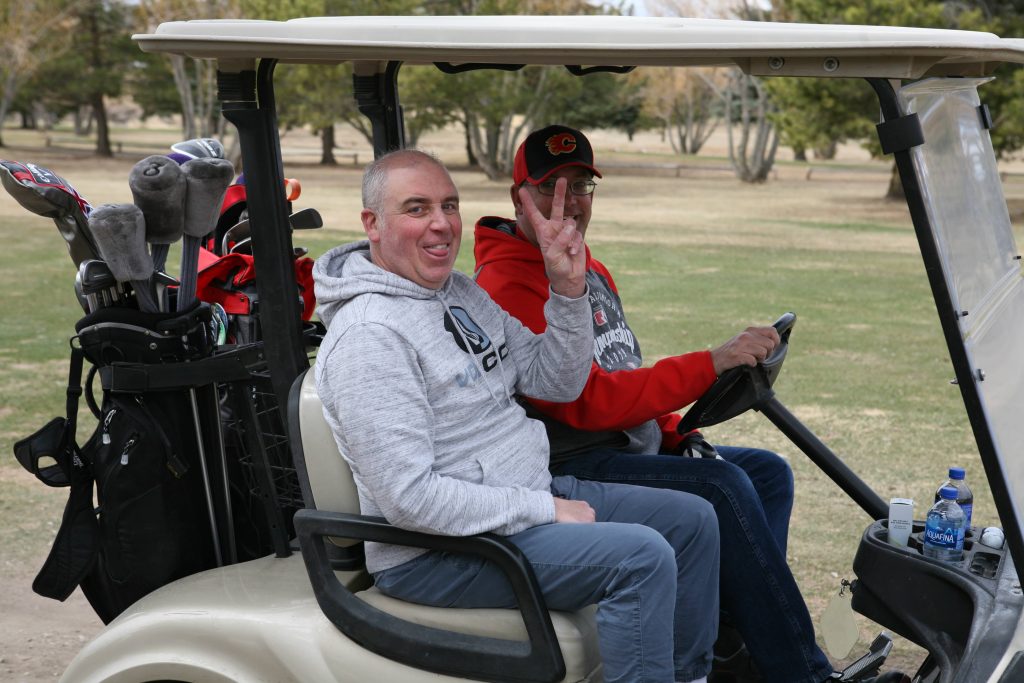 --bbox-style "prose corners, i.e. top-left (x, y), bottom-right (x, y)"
top-left (122, 15), bottom-right (1024, 683)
